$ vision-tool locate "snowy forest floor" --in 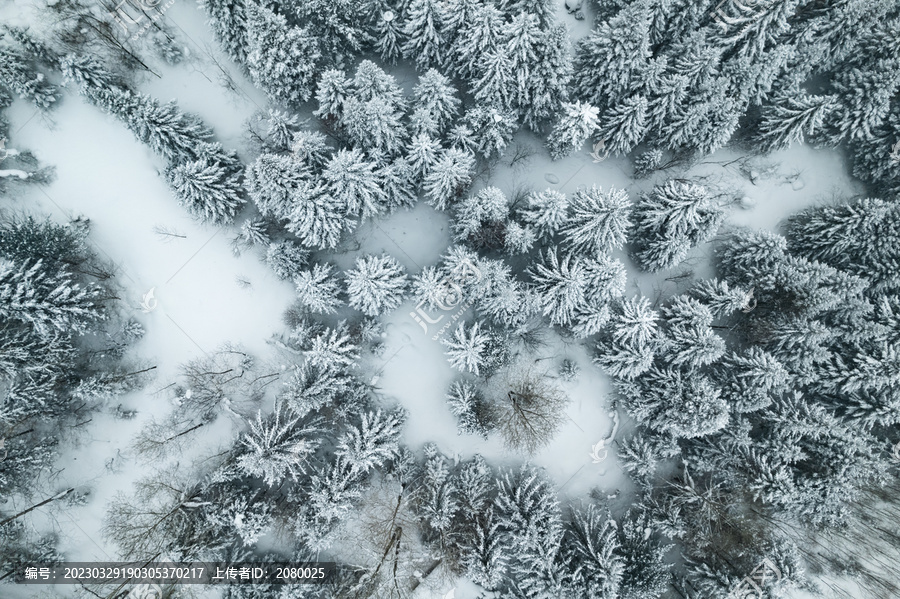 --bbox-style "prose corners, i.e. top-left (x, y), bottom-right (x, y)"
top-left (0, 0), bottom-right (870, 597)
